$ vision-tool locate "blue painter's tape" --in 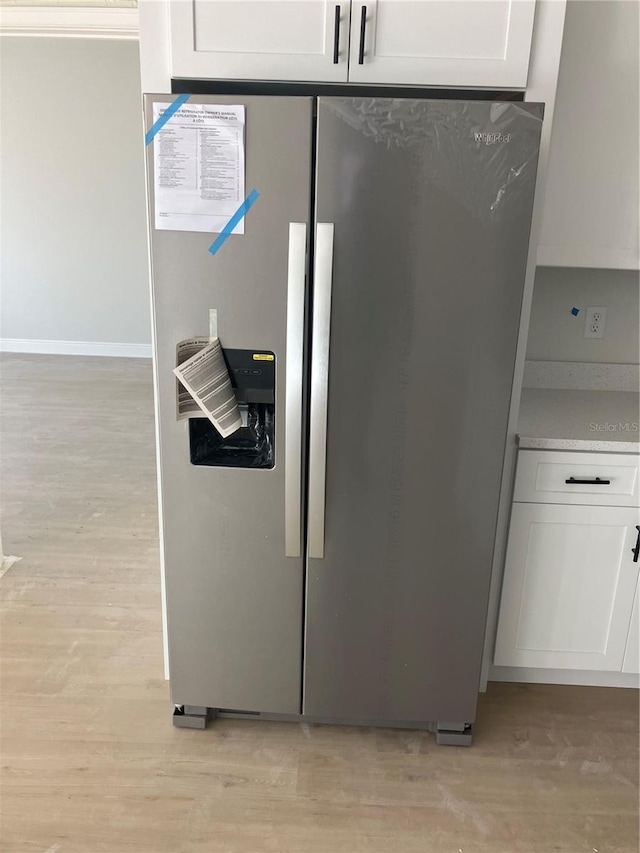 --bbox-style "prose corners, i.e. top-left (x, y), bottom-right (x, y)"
top-left (145, 93), bottom-right (190, 146)
top-left (208, 189), bottom-right (261, 256)
top-left (571, 307), bottom-right (580, 316)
